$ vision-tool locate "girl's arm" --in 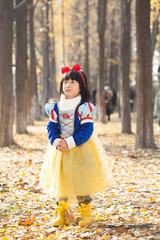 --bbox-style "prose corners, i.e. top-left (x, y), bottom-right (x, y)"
top-left (72, 122), bottom-right (93, 146)
top-left (47, 121), bottom-right (61, 146)
top-left (45, 102), bottom-right (61, 147)
top-left (63, 122), bottom-right (93, 150)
